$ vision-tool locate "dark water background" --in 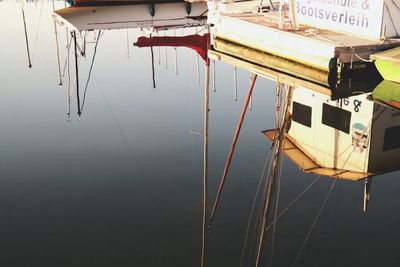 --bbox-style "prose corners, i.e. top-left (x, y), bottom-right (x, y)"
top-left (1, 1), bottom-right (400, 266)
